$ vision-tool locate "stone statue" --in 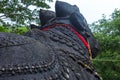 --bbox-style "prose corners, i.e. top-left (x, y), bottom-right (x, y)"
top-left (0, 1), bottom-right (101, 80)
